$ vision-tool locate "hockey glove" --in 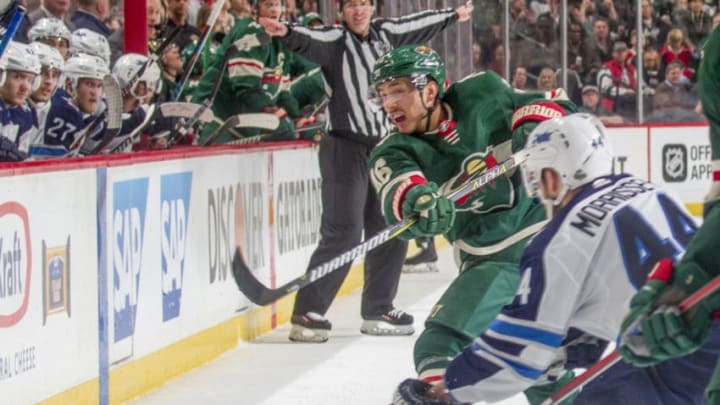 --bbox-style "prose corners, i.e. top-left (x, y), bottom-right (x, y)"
top-left (401, 182), bottom-right (455, 239)
top-left (0, 136), bottom-right (26, 162)
top-left (619, 258), bottom-right (720, 367)
top-left (392, 379), bottom-right (454, 405)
